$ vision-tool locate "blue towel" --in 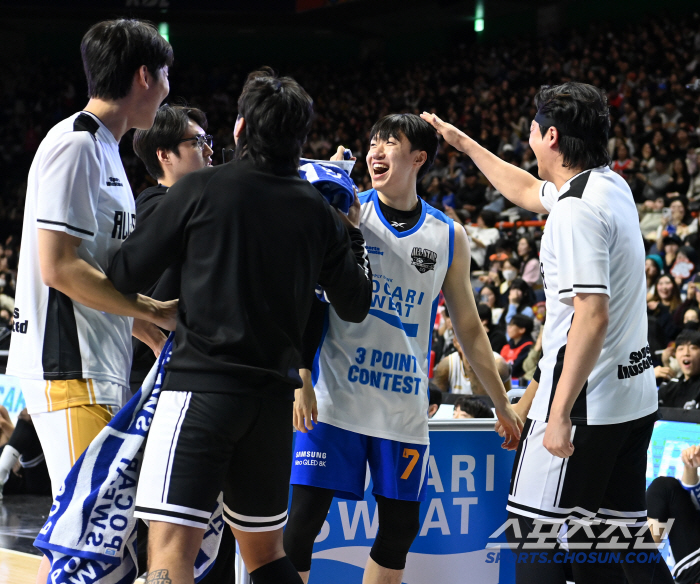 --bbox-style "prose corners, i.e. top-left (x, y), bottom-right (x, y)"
top-left (35, 334), bottom-right (224, 583)
top-left (299, 161), bottom-right (355, 214)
